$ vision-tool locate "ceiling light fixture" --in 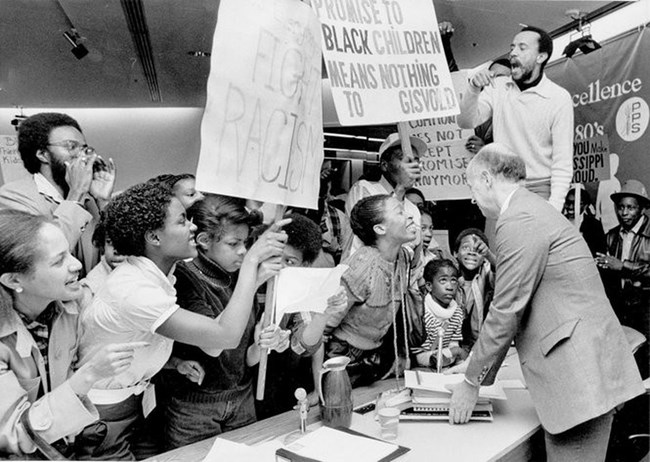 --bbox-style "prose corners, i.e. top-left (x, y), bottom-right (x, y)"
top-left (563, 9), bottom-right (601, 58)
top-left (63, 29), bottom-right (89, 60)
